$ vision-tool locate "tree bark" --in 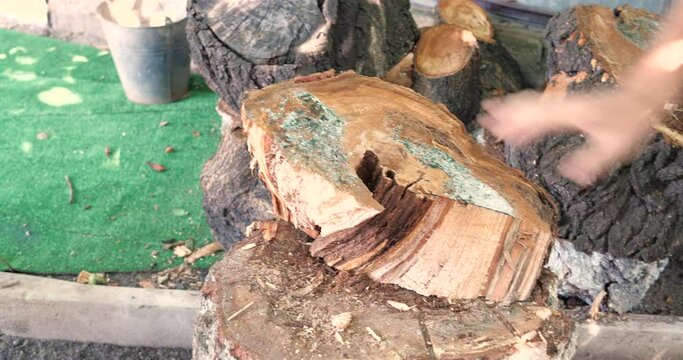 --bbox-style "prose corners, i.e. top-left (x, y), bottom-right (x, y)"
top-left (200, 100), bottom-right (274, 248)
top-left (412, 25), bottom-right (482, 125)
top-left (186, 0), bottom-right (419, 114)
top-left (193, 220), bottom-right (576, 360)
top-left (508, 5), bottom-right (682, 315)
top-left (242, 71), bottom-right (557, 303)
